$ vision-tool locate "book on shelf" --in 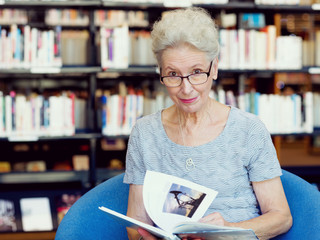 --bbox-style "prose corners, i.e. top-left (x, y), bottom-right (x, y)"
top-left (100, 25), bottom-right (129, 69)
top-left (99, 171), bottom-right (257, 240)
top-left (0, 199), bottom-right (17, 232)
top-left (53, 161), bottom-right (73, 171)
top-left (20, 197), bottom-right (53, 232)
top-left (55, 193), bottom-right (82, 225)
top-left (61, 30), bottom-right (90, 66)
top-left (25, 161), bottom-right (46, 172)
top-left (0, 162), bottom-right (11, 173)
top-left (72, 155), bottom-right (89, 171)
top-left (129, 30), bottom-right (157, 66)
